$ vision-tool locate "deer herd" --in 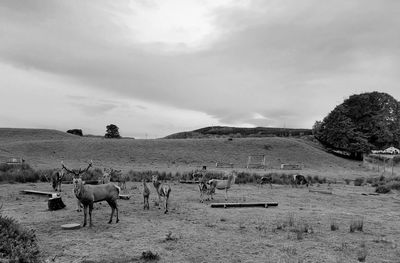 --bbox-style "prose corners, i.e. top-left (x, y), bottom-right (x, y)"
top-left (49, 161), bottom-right (308, 227)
